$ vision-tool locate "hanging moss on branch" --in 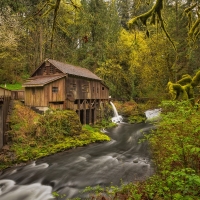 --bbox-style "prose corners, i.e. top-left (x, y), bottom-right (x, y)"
top-left (184, 3), bottom-right (200, 41)
top-left (127, 0), bottom-right (176, 49)
top-left (191, 70), bottom-right (200, 87)
top-left (167, 70), bottom-right (200, 104)
top-left (176, 74), bottom-right (192, 85)
top-left (128, 0), bottom-right (163, 28)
